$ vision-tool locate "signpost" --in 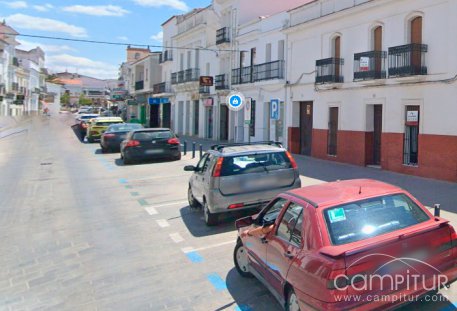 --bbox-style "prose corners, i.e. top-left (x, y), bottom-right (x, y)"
top-left (244, 98), bottom-right (251, 125)
top-left (270, 99), bottom-right (280, 120)
top-left (148, 97), bottom-right (170, 105)
top-left (199, 76), bottom-right (214, 86)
